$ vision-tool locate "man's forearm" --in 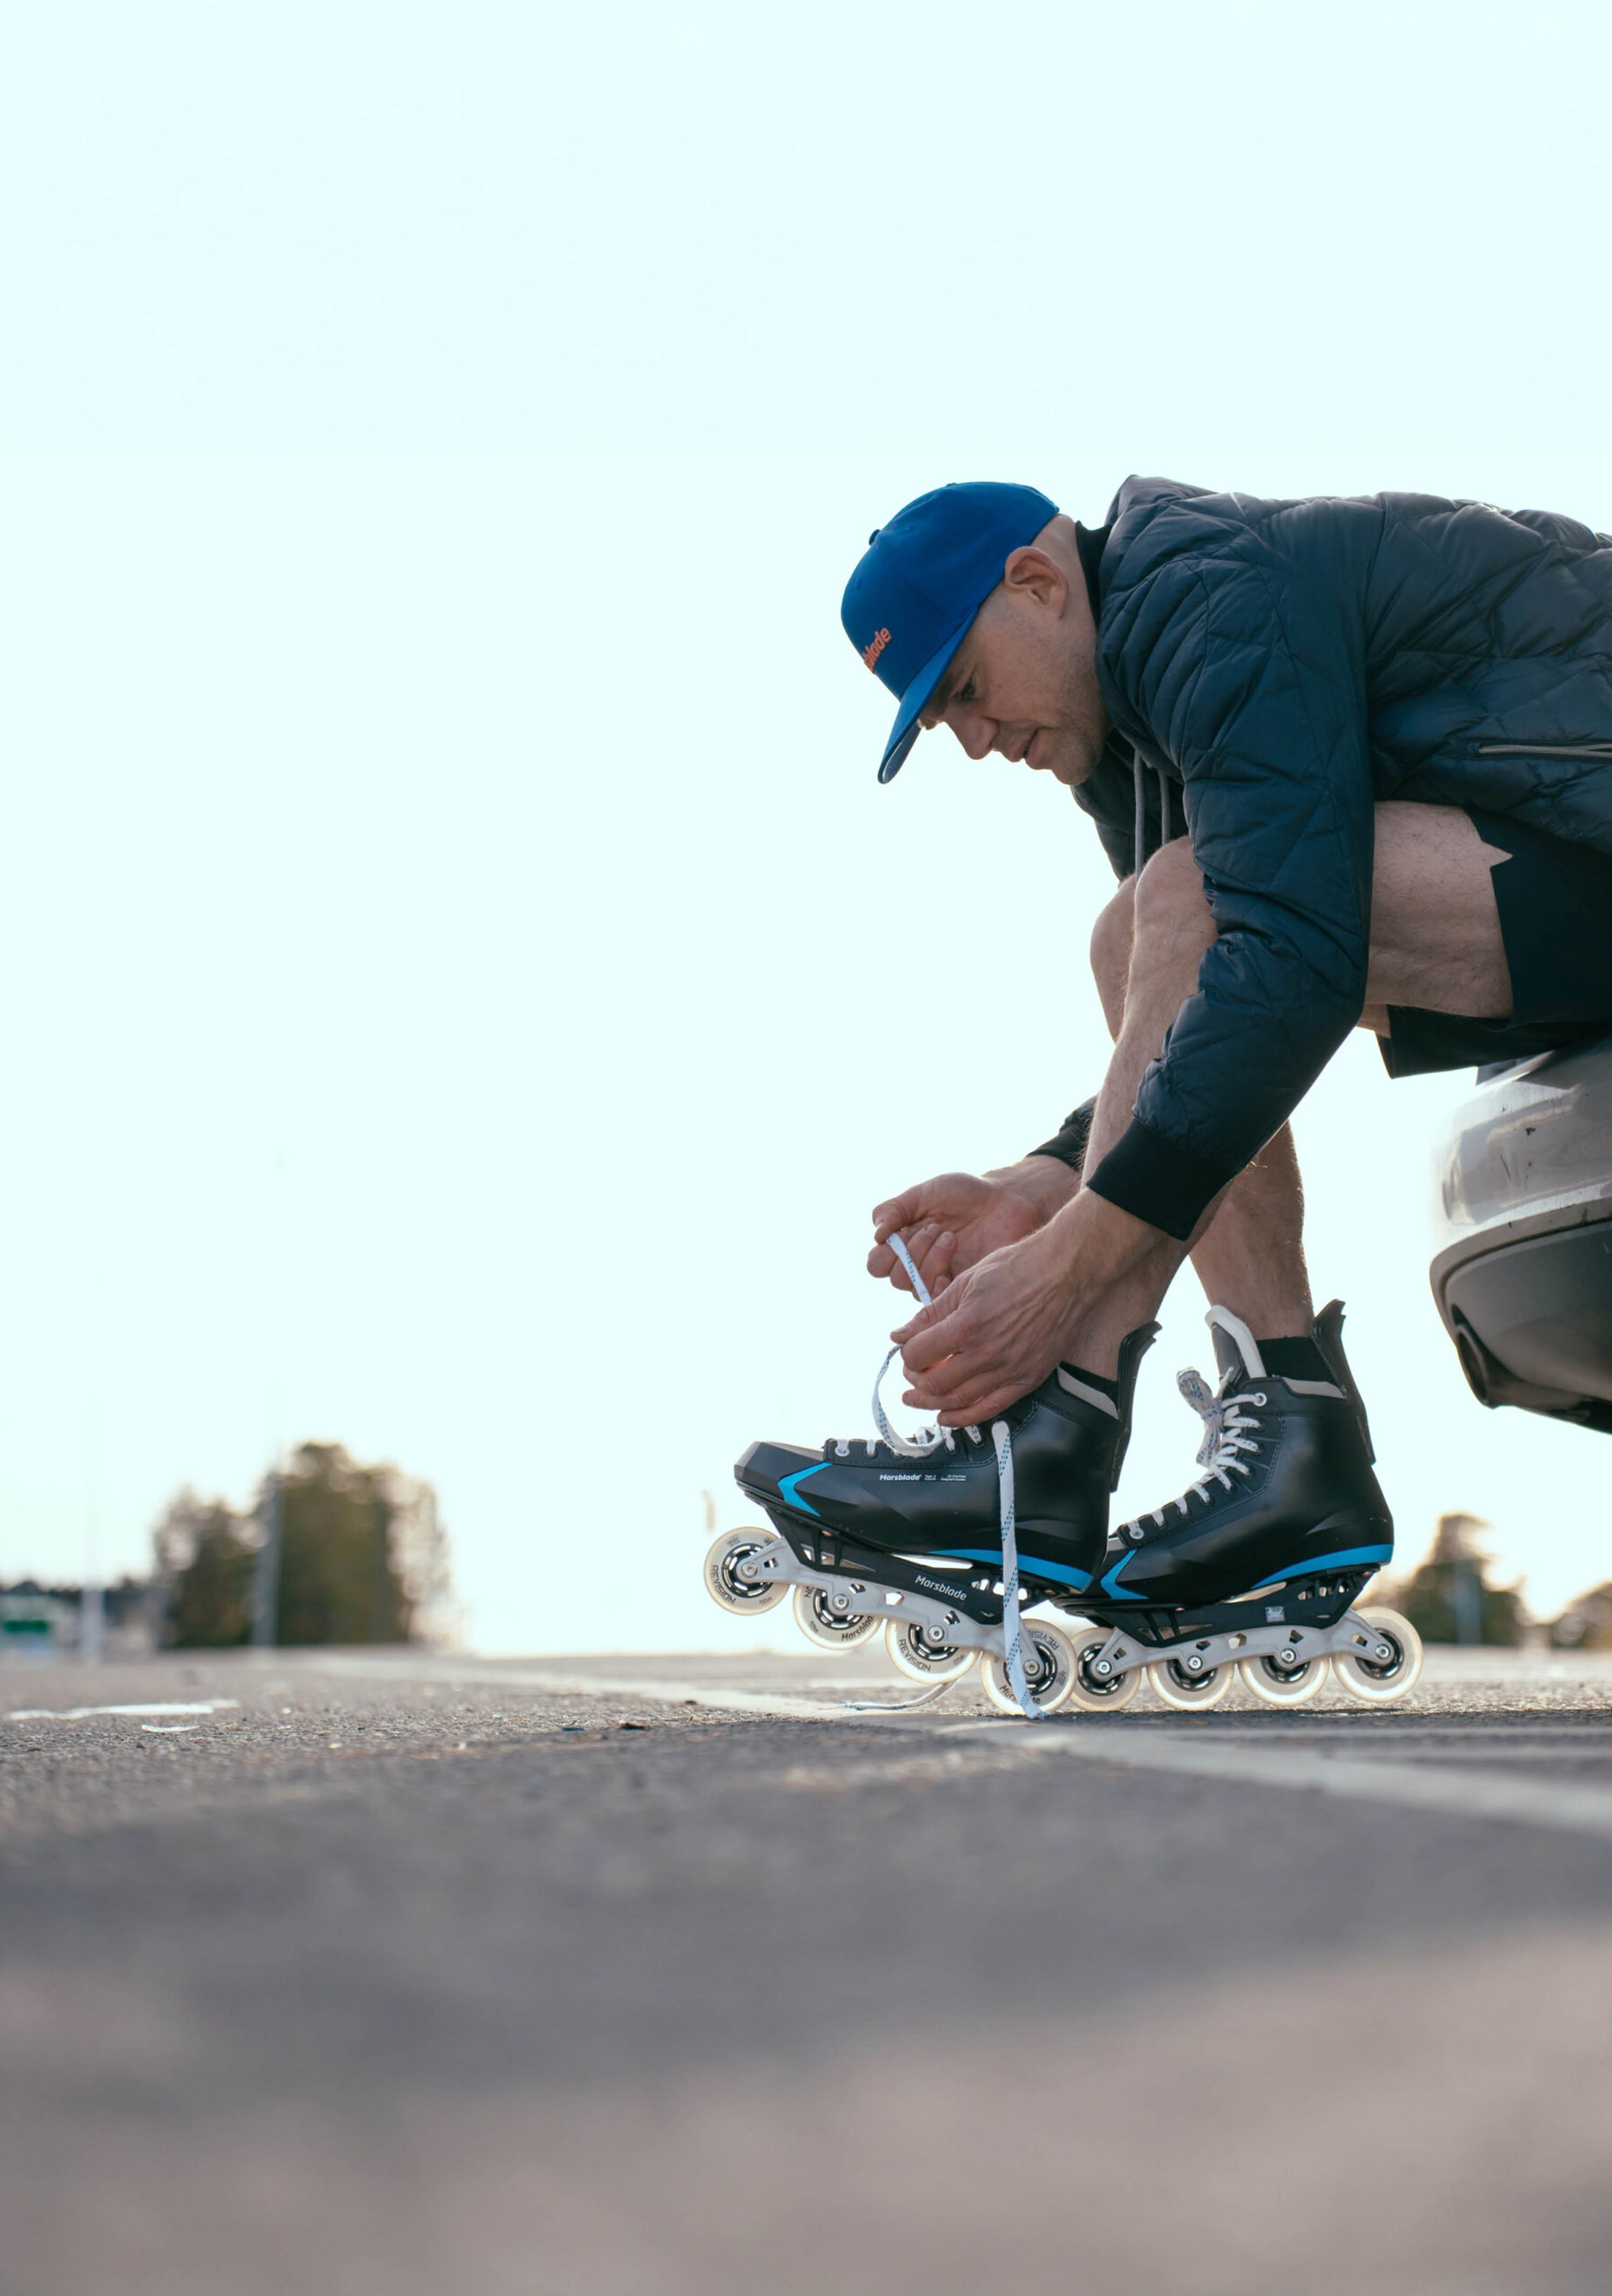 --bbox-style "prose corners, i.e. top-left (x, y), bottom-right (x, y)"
top-left (985, 1152), bottom-right (1081, 1223)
